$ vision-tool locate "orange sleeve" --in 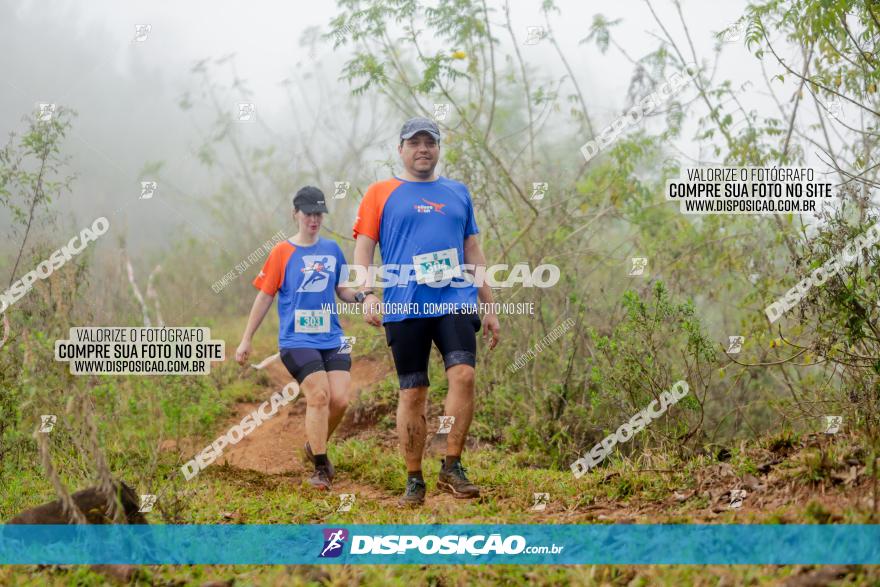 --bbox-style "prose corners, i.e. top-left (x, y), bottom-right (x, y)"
top-left (352, 178), bottom-right (401, 241)
top-left (252, 241), bottom-right (295, 296)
